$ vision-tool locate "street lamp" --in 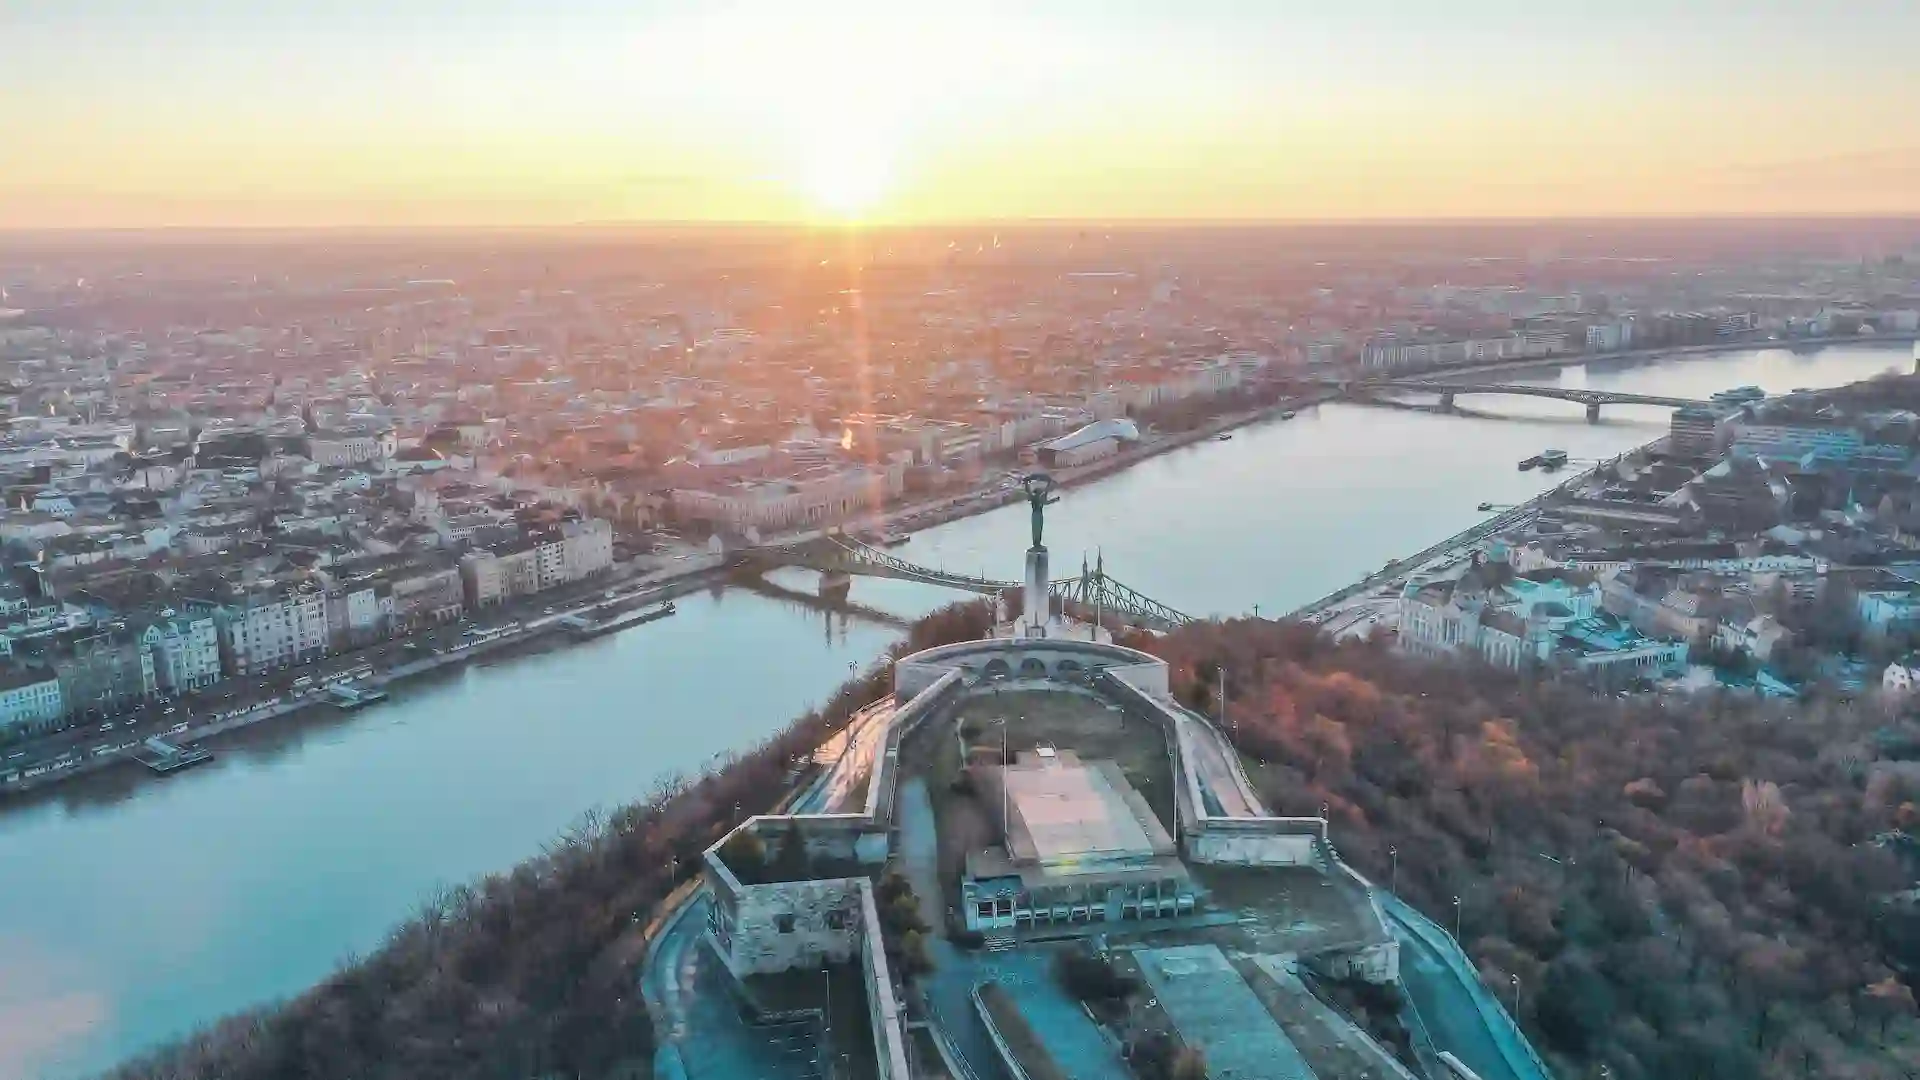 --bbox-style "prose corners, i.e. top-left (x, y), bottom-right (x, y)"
top-left (1389, 846), bottom-right (1398, 894)
top-left (1453, 895), bottom-right (1462, 941)
top-left (1510, 973), bottom-right (1523, 1017)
